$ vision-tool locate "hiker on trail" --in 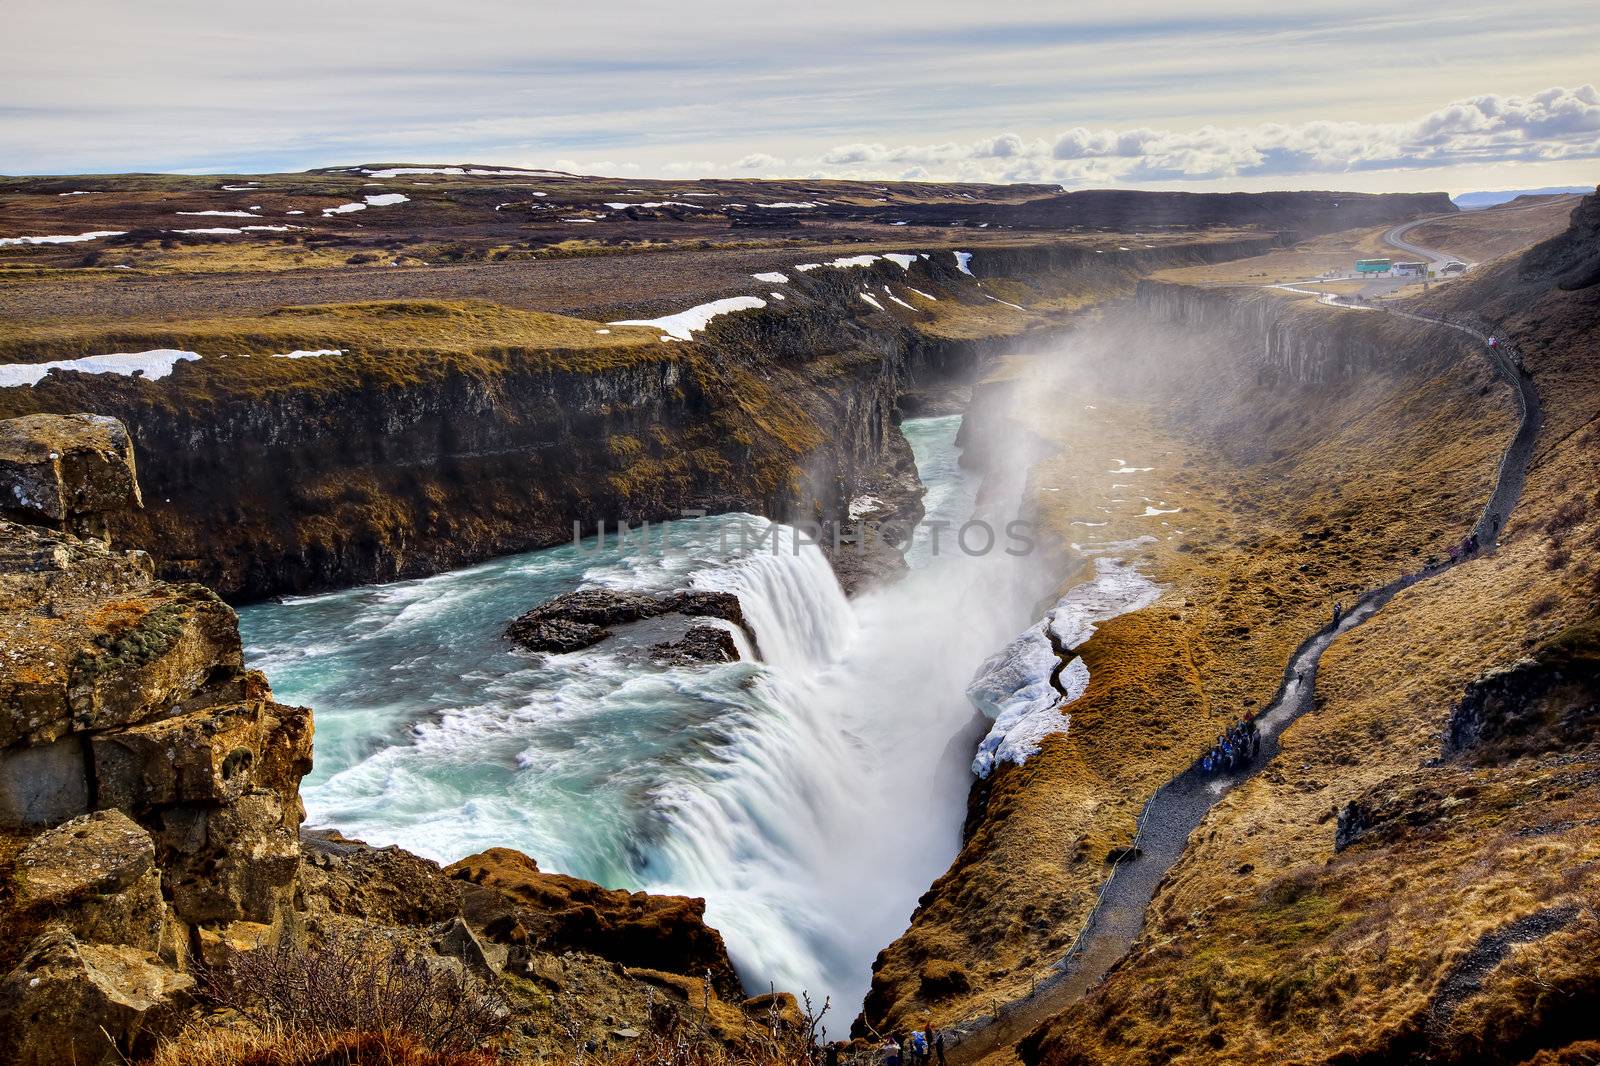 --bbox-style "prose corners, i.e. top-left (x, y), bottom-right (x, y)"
top-left (883, 1035), bottom-right (901, 1066)
top-left (1488, 336), bottom-right (1498, 349)
top-left (1332, 602), bottom-right (1344, 627)
top-left (1491, 512), bottom-right (1501, 538)
top-left (911, 1029), bottom-right (929, 1064)
top-left (826, 1043), bottom-right (840, 1066)
top-left (935, 1031), bottom-right (947, 1066)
